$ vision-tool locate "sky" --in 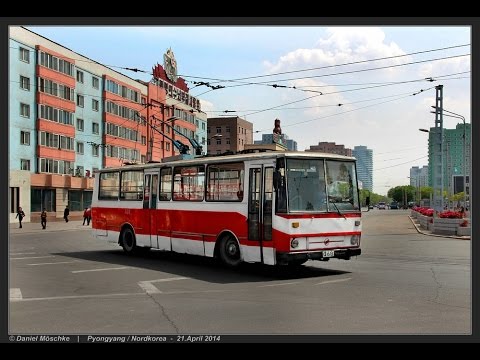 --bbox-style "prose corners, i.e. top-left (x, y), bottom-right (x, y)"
top-left (25, 25), bottom-right (471, 195)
